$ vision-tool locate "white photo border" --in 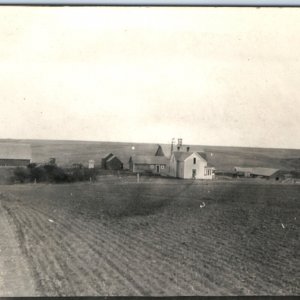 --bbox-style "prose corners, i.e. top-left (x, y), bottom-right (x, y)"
top-left (0, 0), bottom-right (300, 7)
